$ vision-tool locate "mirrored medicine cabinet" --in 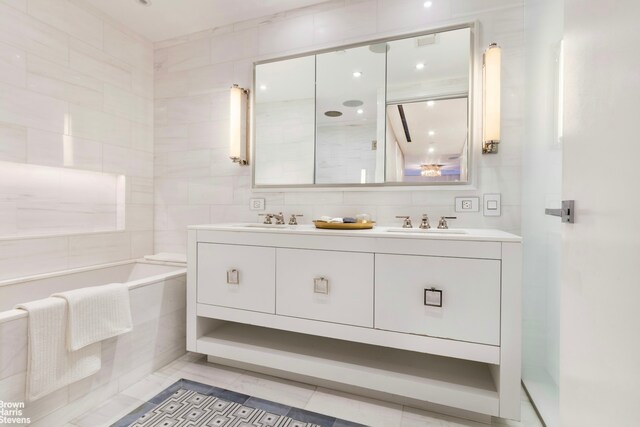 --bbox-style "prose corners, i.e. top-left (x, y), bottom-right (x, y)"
top-left (253, 24), bottom-right (474, 188)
